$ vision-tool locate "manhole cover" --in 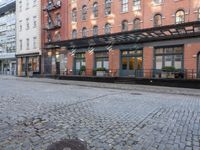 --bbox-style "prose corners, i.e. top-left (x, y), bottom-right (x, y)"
top-left (130, 93), bottom-right (142, 95)
top-left (47, 139), bottom-right (87, 150)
